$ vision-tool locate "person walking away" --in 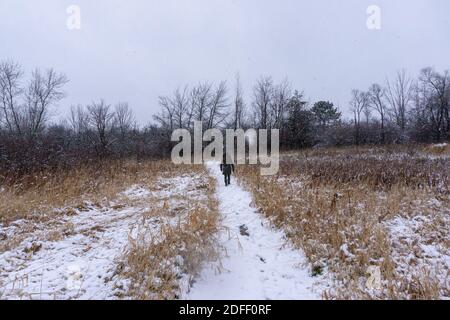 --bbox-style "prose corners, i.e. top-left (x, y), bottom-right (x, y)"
top-left (220, 157), bottom-right (235, 186)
